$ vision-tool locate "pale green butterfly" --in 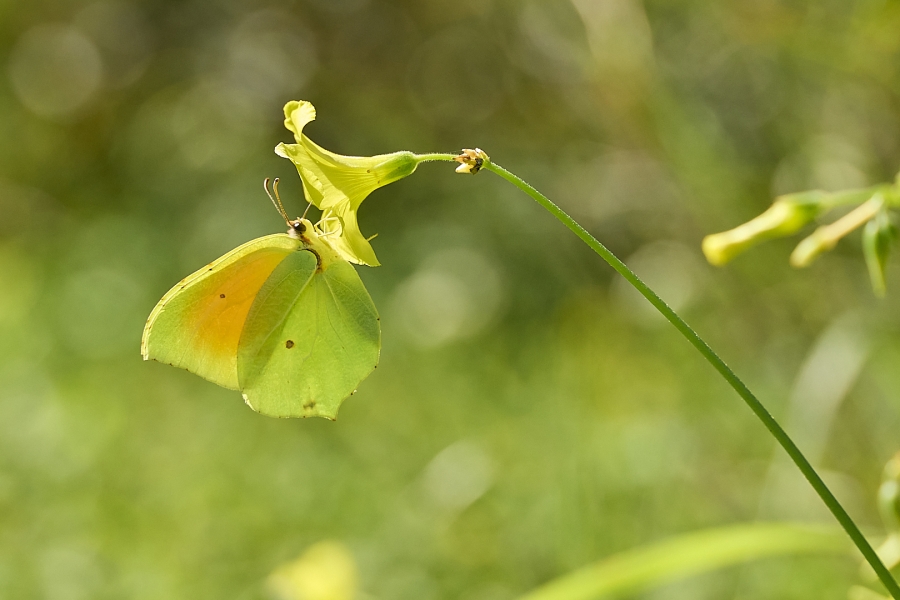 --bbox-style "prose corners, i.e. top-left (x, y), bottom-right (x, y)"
top-left (141, 179), bottom-right (380, 419)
